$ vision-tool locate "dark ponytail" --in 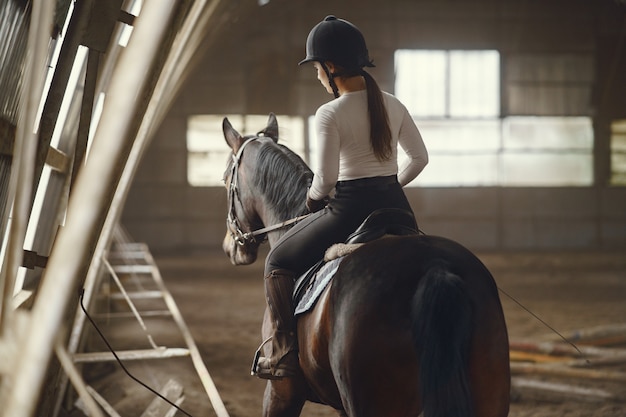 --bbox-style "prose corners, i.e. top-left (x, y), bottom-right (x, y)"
top-left (330, 66), bottom-right (393, 161)
top-left (362, 70), bottom-right (392, 161)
